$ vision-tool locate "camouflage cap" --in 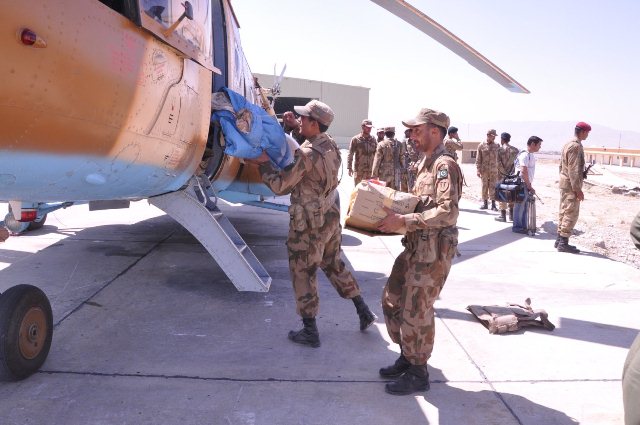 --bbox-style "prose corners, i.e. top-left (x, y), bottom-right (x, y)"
top-left (385, 126), bottom-right (395, 133)
top-left (361, 119), bottom-right (373, 127)
top-left (376, 127), bottom-right (385, 133)
top-left (402, 108), bottom-right (450, 129)
top-left (294, 100), bottom-right (334, 126)
top-left (487, 129), bottom-right (498, 136)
